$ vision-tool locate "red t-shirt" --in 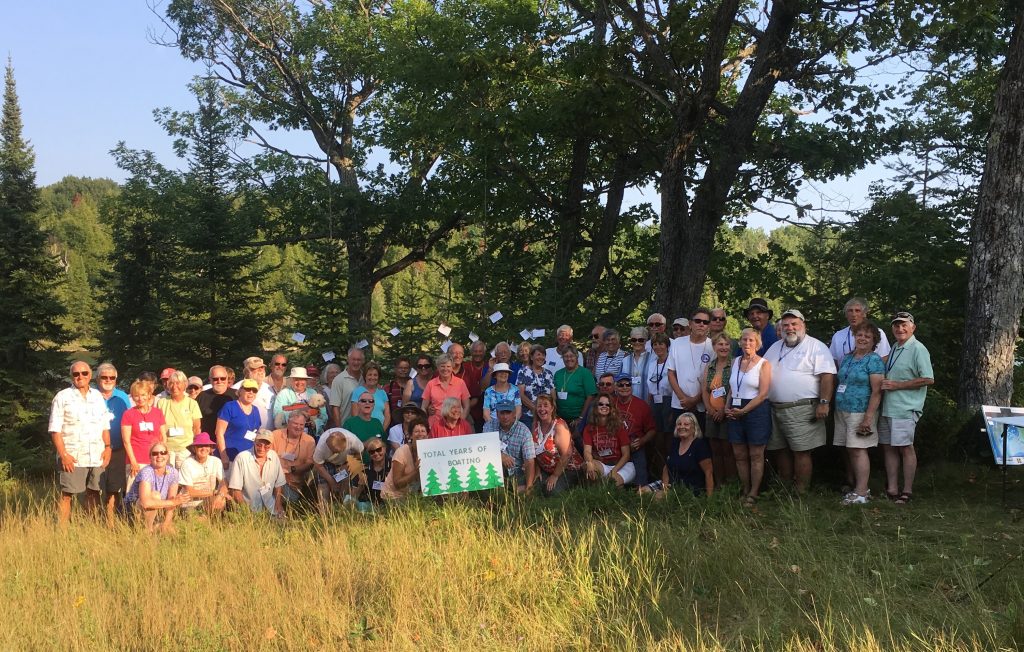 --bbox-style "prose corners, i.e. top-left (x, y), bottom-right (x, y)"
top-left (429, 415), bottom-right (475, 438)
top-left (583, 423), bottom-right (629, 464)
top-left (122, 406), bottom-right (166, 465)
top-left (453, 363), bottom-right (484, 424)
top-left (616, 397), bottom-right (656, 443)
